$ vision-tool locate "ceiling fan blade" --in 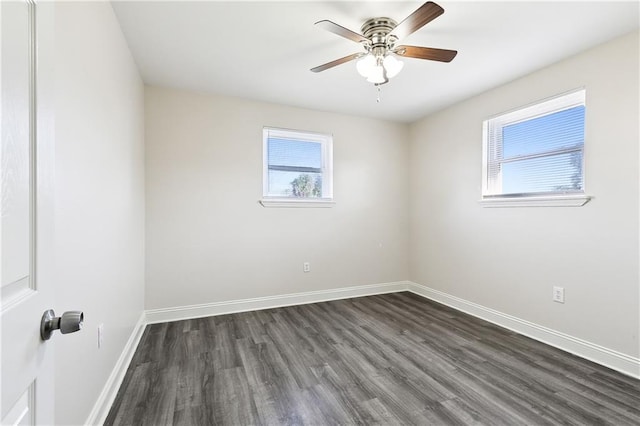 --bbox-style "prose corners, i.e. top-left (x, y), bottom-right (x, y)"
top-left (315, 20), bottom-right (368, 44)
top-left (311, 53), bottom-right (365, 73)
top-left (389, 1), bottom-right (444, 41)
top-left (394, 45), bottom-right (457, 62)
